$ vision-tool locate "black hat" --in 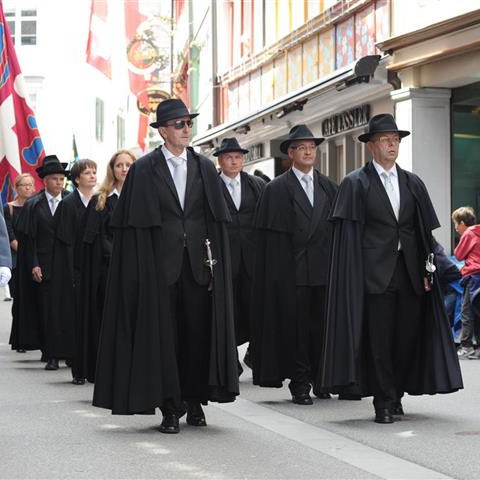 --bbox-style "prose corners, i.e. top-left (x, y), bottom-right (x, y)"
top-left (213, 137), bottom-right (249, 157)
top-left (358, 114), bottom-right (410, 143)
top-left (35, 155), bottom-right (69, 179)
top-left (280, 124), bottom-right (324, 154)
top-left (150, 98), bottom-right (199, 128)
